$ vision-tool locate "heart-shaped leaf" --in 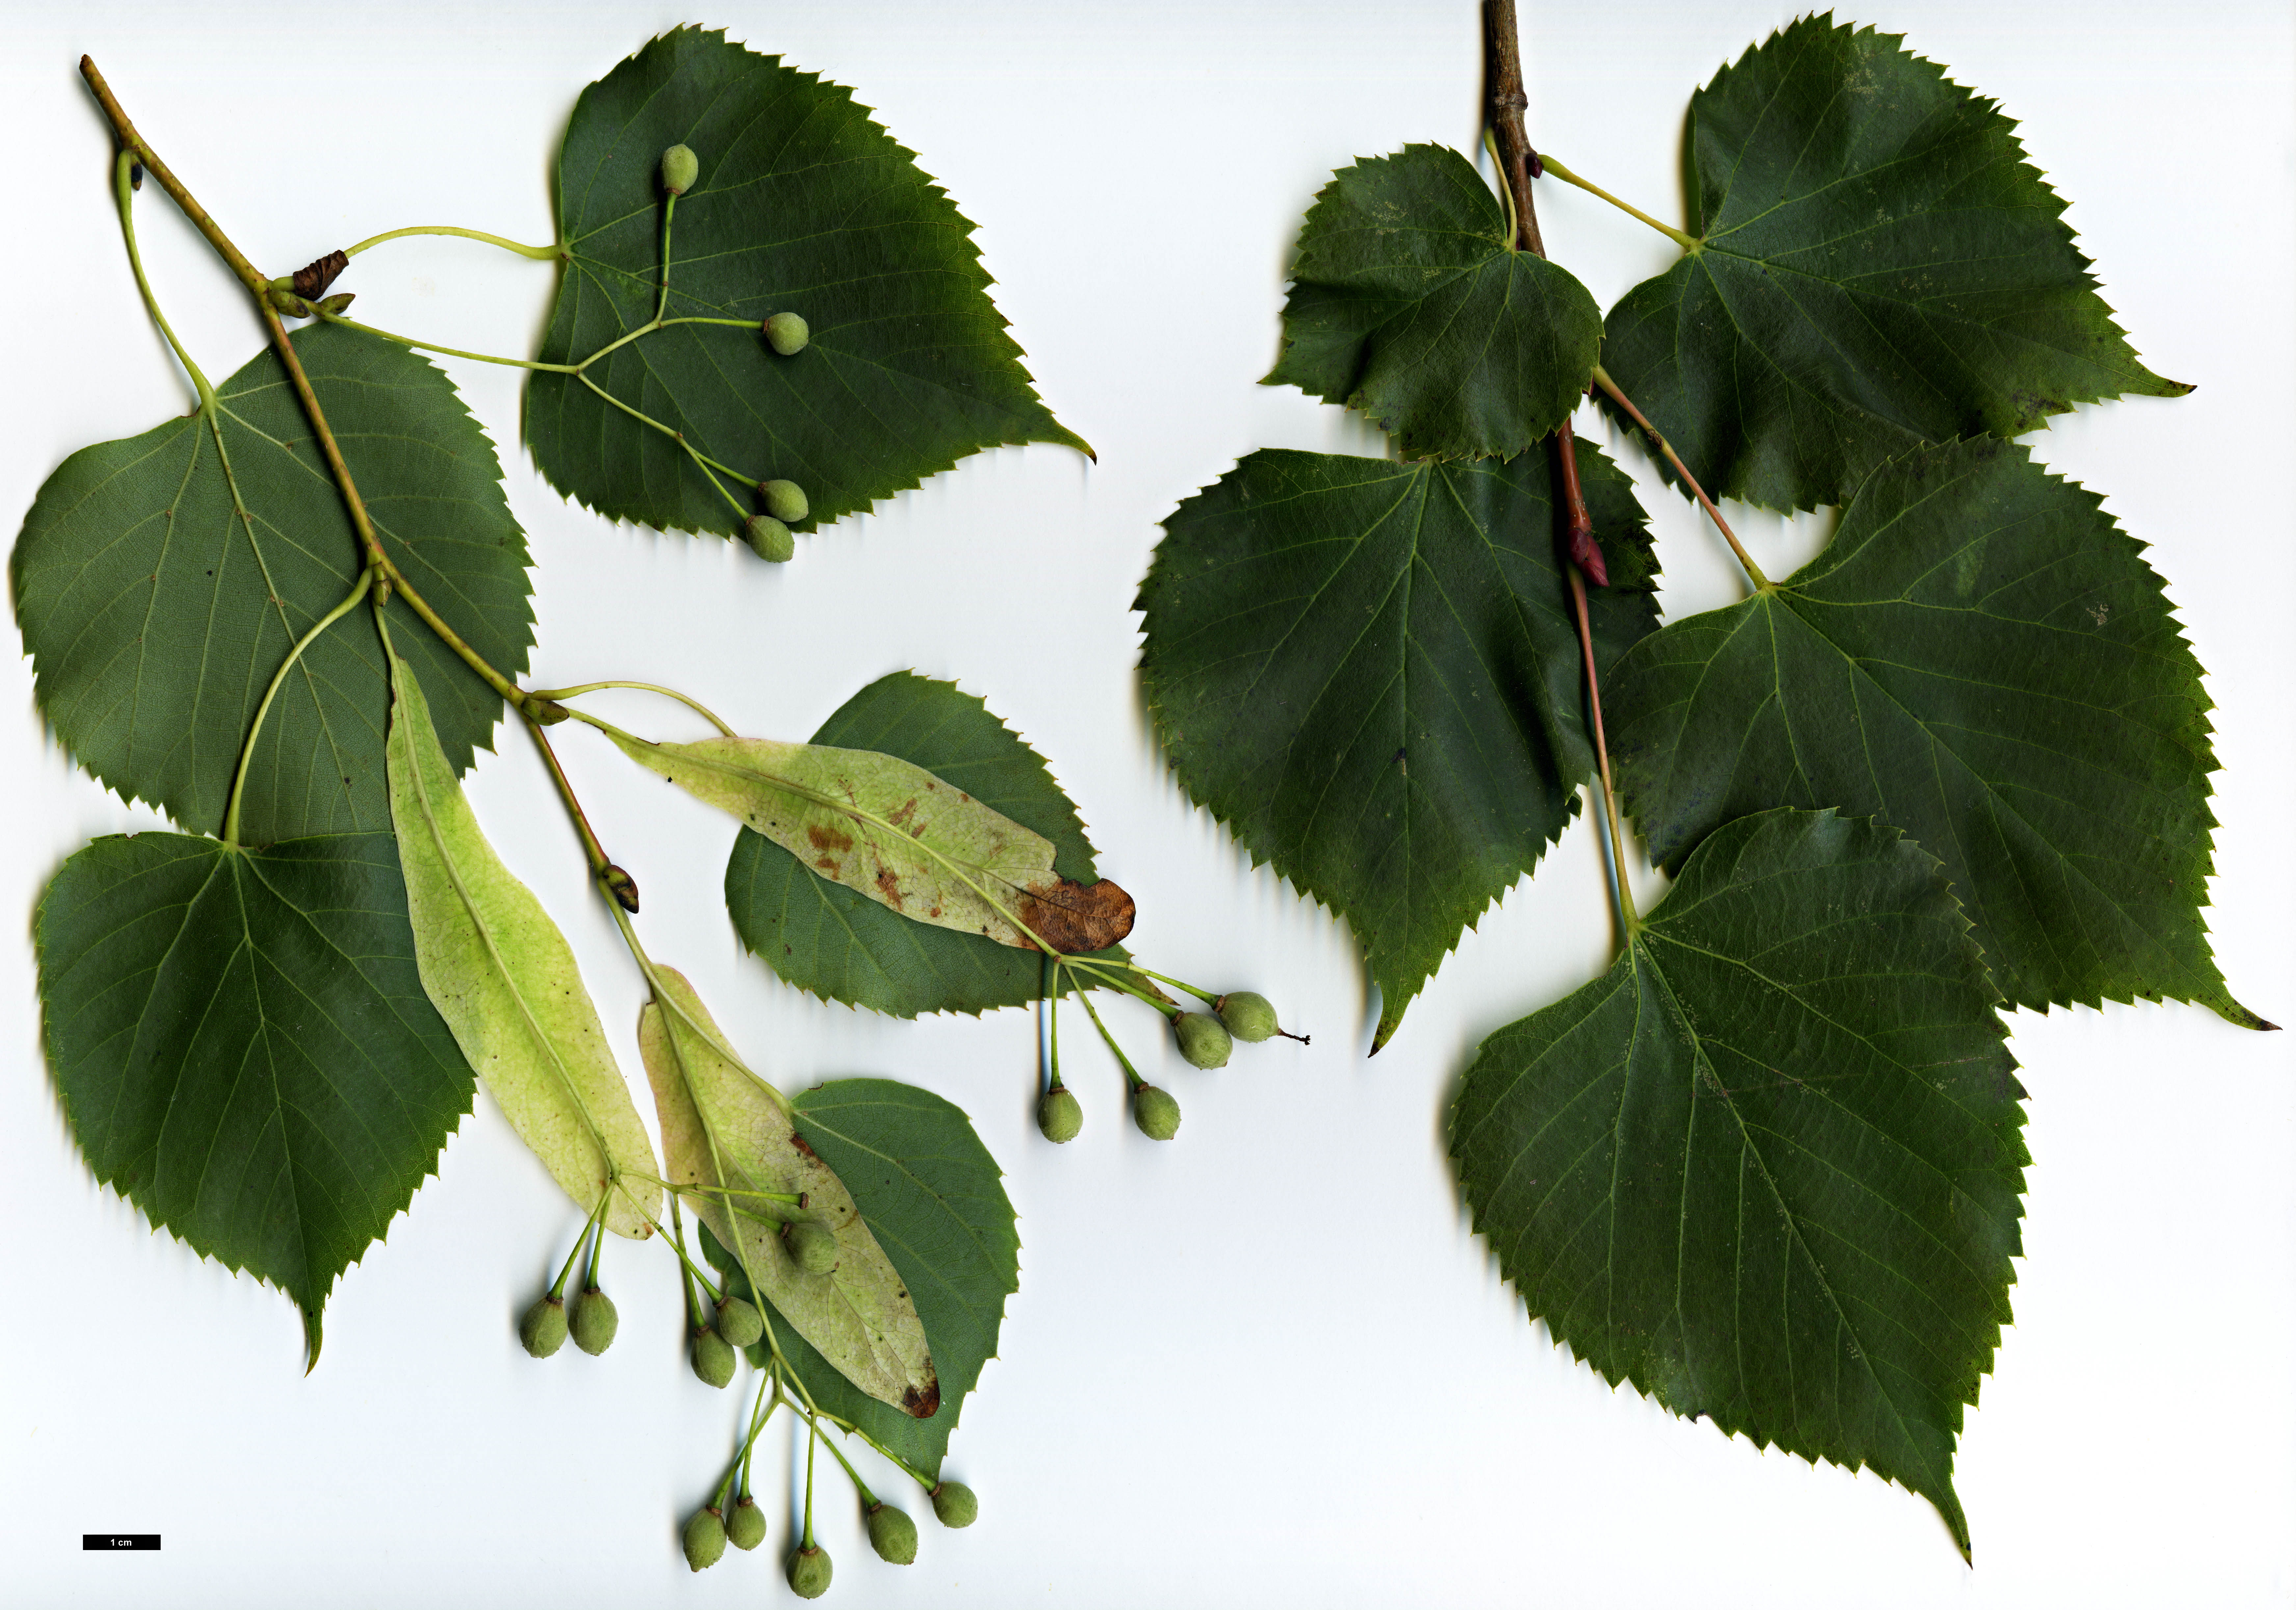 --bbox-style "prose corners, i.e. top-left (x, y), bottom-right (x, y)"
top-left (1139, 443), bottom-right (1659, 1047)
top-left (1598, 15), bottom-right (2187, 513)
top-left (525, 27), bottom-right (1087, 540)
top-left (1453, 808), bottom-right (2027, 1557)
top-left (1607, 438), bottom-right (2260, 1025)
top-left (386, 647), bottom-right (659, 1237)
top-left (36, 829), bottom-right (472, 1362)
top-left (641, 968), bottom-right (937, 1417)
top-left (703, 1077), bottom-right (1018, 1476)
top-left (14, 323), bottom-right (533, 842)
top-left (725, 672), bottom-right (1129, 1017)
top-left (1265, 144), bottom-right (1602, 461)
